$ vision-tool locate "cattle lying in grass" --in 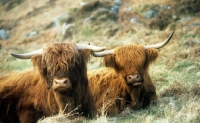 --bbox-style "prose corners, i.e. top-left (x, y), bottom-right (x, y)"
top-left (89, 31), bottom-right (174, 116)
top-left (0, 42), bottom-right (106, 123)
